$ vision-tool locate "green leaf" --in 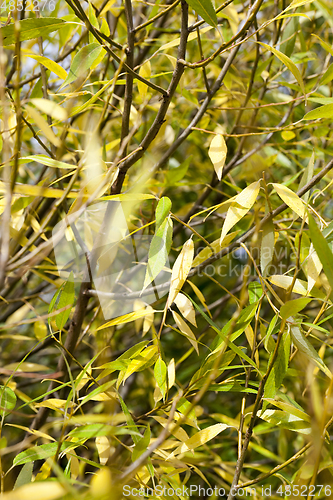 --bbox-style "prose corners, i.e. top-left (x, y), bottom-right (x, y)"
top-left (13, 442), bottom-right (73, 467)
top-left (185, 0), bottom-right (218, 28)
top-left (68, 424), bottom-right (124, 440)
top-left (263, 329), bottom-right (290, 410)
top-left (60, 43), bottom-right (104, 88)
top-left (320, 63), bottom-right (333, 85)
top-left (55, 272), bottom-right (75, 330)
top-left (308, 213), bottom-right (333, 301)
top-left (264, 314), bottom-right (279, 352)
top-left (166, 157), bottom-right (191, 185)
top-left (290, 325), bottom-right (332, 378)
top-left (132, 425), bottom-right (151, 462)
top-left (259, 42), bottom-right (305, 97)
top-left (143, 217), bottom-right (172, 290)
top-left (303, 103), bottom-right (333, 120)
top-left (280, 297), bottom-right (312, 319)
top-left (264, 399), bottom-right (311, 422)
top-left (155, 197), bottom-right (172, 229)
top-left (261, 217), bottom-right (275, 277)
top-left (186, 295), bottom-right (261, 374)
top-left (209, 382), bottom-right (258, 393)
top-left (13, 462), bottom-right (33, 490)
top-left (0, 18), bottom-right (67, 46)
top-left (280, 17), bottom-right (299, 58)
top-left (248, 282), bottom-right (263, 304)
top-left (117, 393), bottom-right (141, 445)
top-left (190, 350), bottom-right (235, 390)
top-left (0, 385), bottom-right (16, 418)
top-left (257, 409), bottom-right (311, 434)
top-left (154, 357), bottom-right (167, 399)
